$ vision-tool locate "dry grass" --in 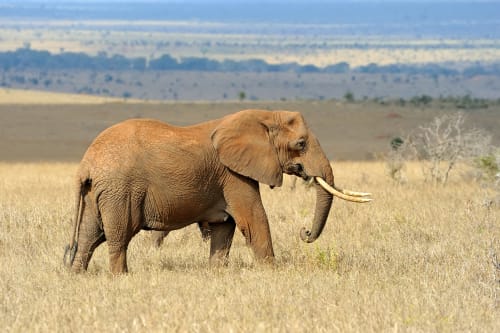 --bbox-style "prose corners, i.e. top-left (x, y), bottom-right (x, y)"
top-left (0, 161), bottom-right (499, 332)
top-left (0, 88), bottom-right (157, 105)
